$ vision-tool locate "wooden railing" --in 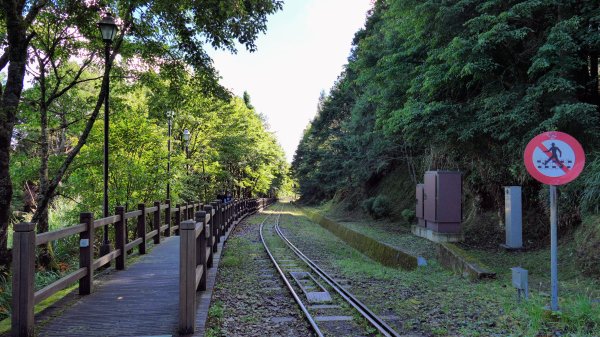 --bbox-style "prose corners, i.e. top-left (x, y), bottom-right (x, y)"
top-left (178, 197), bottom-right (275, 334)
top-left (11, 198), bottom-right (203, 337)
